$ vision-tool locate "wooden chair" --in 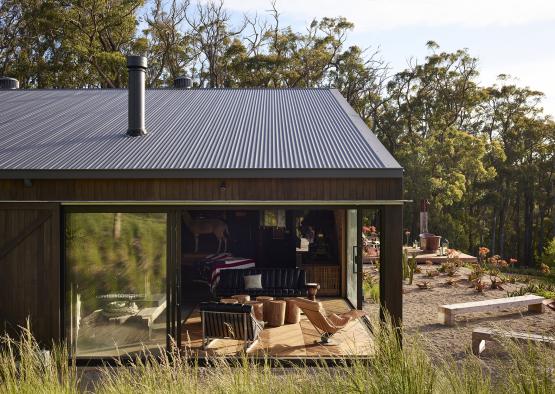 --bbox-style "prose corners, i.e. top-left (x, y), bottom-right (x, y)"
top-left (294, 298), bottom-right (366, 345)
